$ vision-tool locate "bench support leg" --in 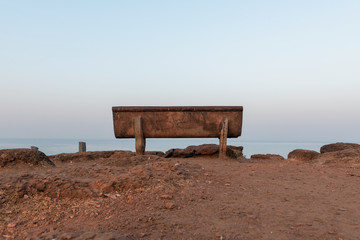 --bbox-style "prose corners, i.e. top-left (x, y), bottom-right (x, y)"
top-left (219, 117), bottom-right (228, 158)
top-left (134, 116), bottom-right (146, 155)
